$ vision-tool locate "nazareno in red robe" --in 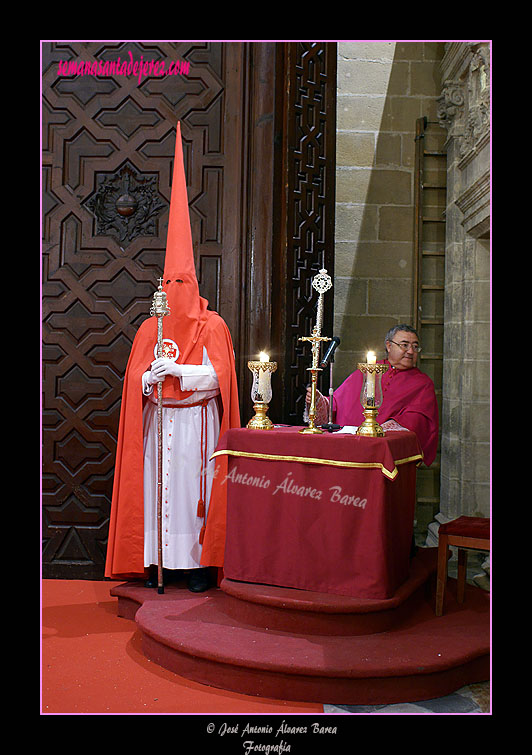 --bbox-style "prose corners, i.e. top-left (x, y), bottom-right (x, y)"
top-left (104, 122), bottom-right (241, 580)
top-left (332, 360), bottom-right (439, 467)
